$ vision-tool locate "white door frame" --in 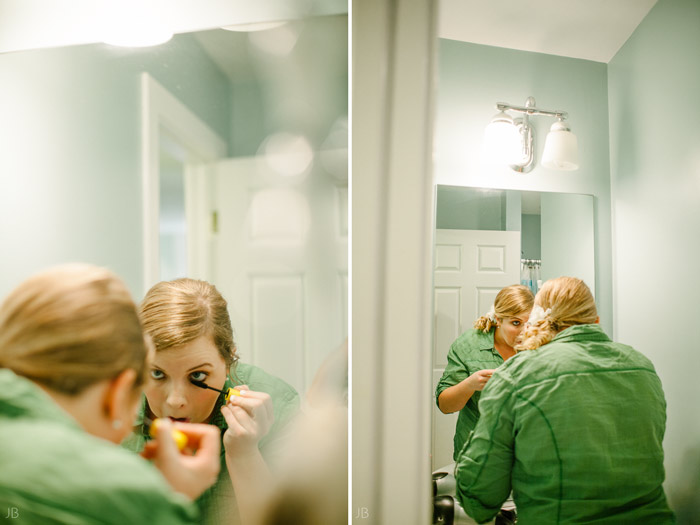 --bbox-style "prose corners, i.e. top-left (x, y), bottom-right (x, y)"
top-left (352, 0), bottom-right (437, 523)
top-left (141, 72), bottom-right (227, 294)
